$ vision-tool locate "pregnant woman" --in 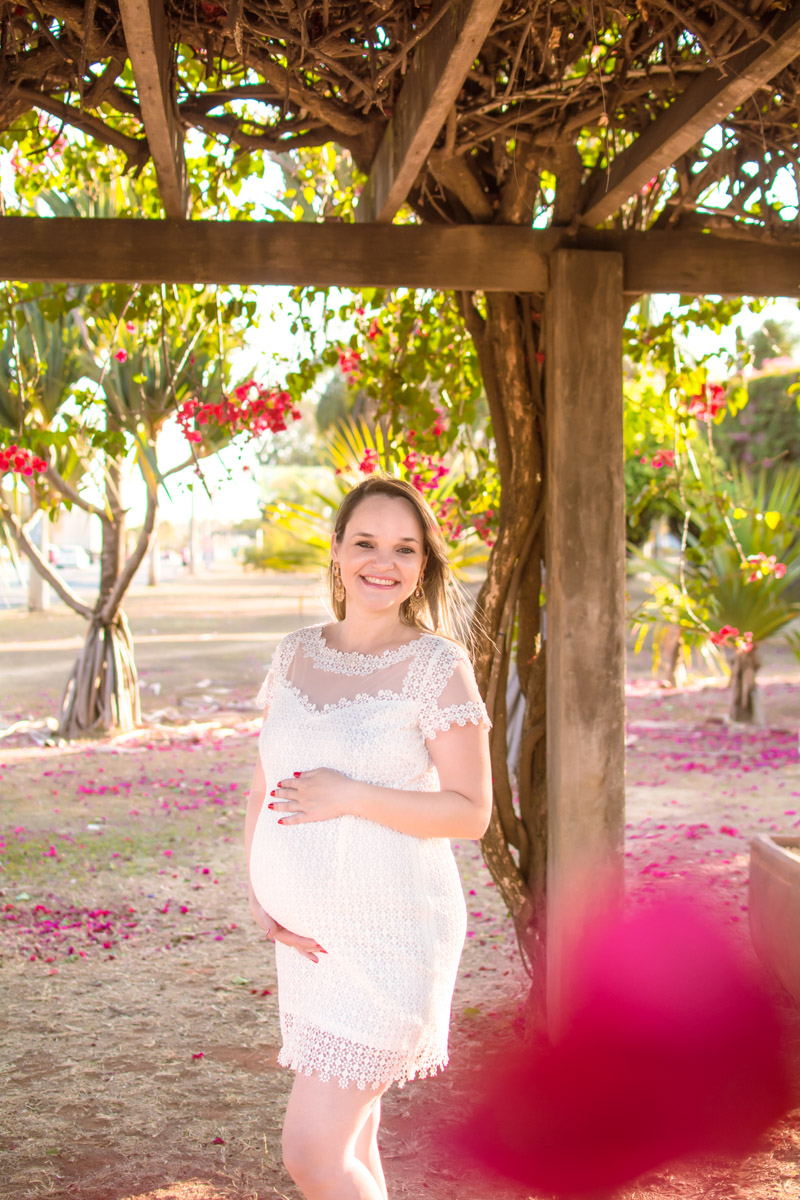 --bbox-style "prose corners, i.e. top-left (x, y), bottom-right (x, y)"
top-left (244, 475), bottom-right (493, 1200)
